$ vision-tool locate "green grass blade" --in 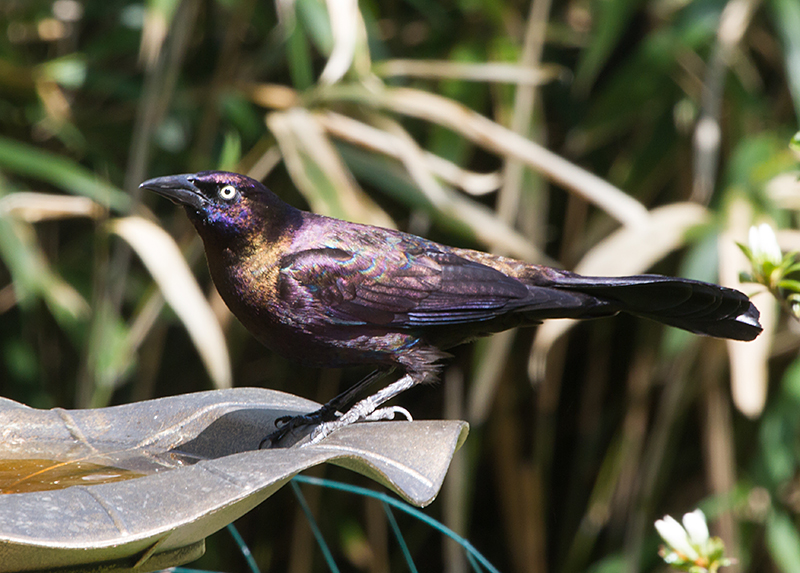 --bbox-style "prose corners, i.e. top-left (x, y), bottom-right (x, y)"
top-left (293, 475), bottom-right (500, 573)
top-left (291, 479), bottom-right (340, 573)
top-left (770, 0), bottom-right (800, 118)
top-left (381, 502), bottom-right (418, 573)
top-left (0, 136), bottom-right (130, 212)
top-left (226, 523), bottom-right (261, 573)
